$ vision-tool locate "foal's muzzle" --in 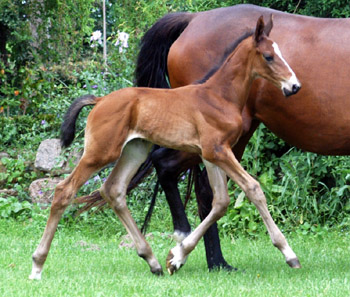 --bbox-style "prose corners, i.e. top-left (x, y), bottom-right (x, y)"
top-left (283, 83), bottom-right (301, 97)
